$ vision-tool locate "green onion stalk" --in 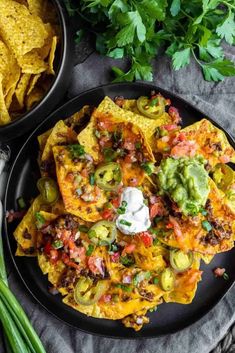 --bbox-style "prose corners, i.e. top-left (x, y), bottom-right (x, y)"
top-left (0, 200), bottom-right (46, 353)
